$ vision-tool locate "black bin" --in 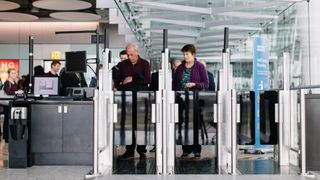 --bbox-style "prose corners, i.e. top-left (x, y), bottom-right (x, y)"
top-left (9, 106), bottom-right (29, 168)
